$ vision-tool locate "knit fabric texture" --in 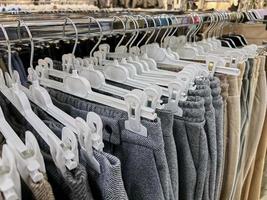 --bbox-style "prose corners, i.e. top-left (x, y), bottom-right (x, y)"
top-left (28, 174), bottom-right (55, 200)
top-left (156, 108), bottom-right (179, 200)
top-left (172, 95), bottom-right (208, 200)
top-left (210, 76), bottom-right (224, 200)
top-left (47, 88), bottom-right (174, 200)
top-left (80, 149), bottom-right (129, 200)
top-left (64, 165), bottom-right (93, 200)
top-left (188, 78), bottom-right (217, 200)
